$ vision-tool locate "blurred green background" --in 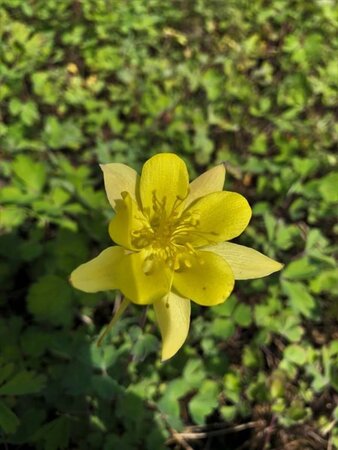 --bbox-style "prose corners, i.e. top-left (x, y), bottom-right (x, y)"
top-left (0, 0), bottom-right (337, 449)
